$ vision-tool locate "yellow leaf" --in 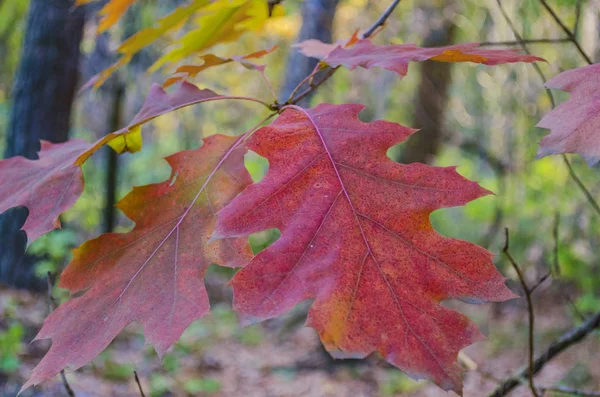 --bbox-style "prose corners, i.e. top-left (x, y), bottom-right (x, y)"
top-left (106, 126), bottom-right (143, 154)
top-left (149, 0), bottom-right (271, 72)
top-left (90, 0), bottom-right (282, 87)
top-left (118, 0), bottom-right (211, 55)
top-left (97, 0), bottom-right (137, 32)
